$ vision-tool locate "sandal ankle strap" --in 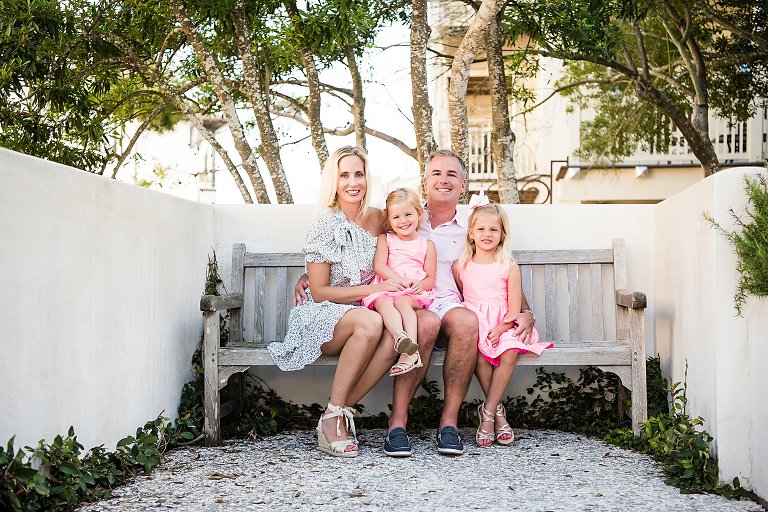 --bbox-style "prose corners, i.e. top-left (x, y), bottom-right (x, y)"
top-left (321, 403), bottom-right (357, 441)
